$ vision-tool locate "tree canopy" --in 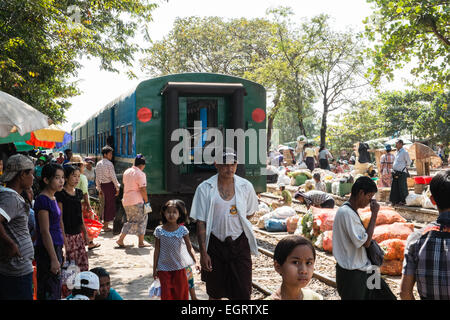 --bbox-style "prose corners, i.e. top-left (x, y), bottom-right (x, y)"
top-left (0, 0), bottom-right (158, 122)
